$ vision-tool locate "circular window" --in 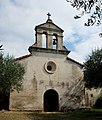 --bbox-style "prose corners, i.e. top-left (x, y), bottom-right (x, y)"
top-left (47, 65), bottom-right (52, 71)
top-left (45, 61), bottom-right (56, 74)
